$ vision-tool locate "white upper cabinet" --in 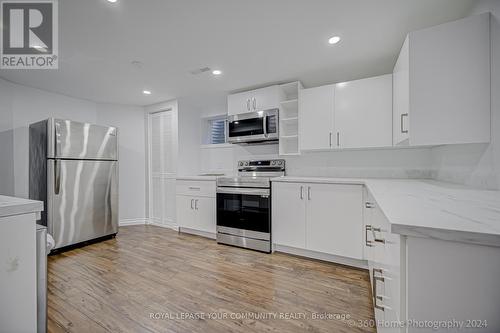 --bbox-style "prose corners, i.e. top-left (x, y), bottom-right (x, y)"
top-left (227, 85), bottom-right (284, 115)
top-left (299, 84), bottom-right (335, 150)
top-left (394, 13), bottom-right (491, 146)
top-left (334, 74), bottom-right (393, 149)
top-left (393, 36), bottom-right (410, 146)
